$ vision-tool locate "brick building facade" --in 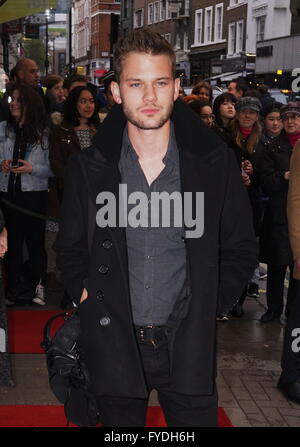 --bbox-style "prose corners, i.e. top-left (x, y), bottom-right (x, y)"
top-left (90, 0), bottom-right (120, 82)
top-left (189, 0), bottom-right (248, 83)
